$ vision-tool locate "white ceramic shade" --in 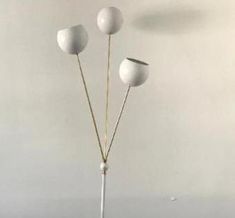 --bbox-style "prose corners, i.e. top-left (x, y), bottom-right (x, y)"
top-left (119, 58), bottom-right (149, 87)
top-left (57, 24), bottom-right (88, 54)
top-left (97, 7), bottom-right (123, 35)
